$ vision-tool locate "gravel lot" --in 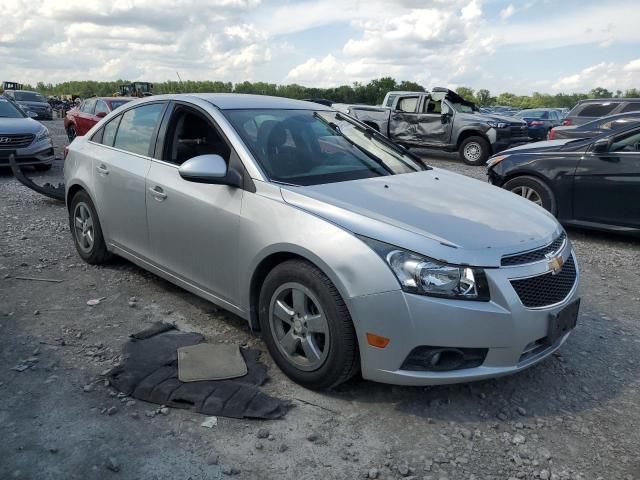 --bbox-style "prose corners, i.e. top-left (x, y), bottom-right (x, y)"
top-left (1, 119), bottom-right (639, 480)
